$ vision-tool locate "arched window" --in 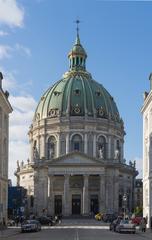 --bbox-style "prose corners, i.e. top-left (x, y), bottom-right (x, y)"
top-left (71, 134), bottom-right (83, 152)
top-left (48, 136), bottom-right (57, 159)
top-left (33, 140), bottom-right (39, 160)
top-left (97, 136), bottom-right (106, 159)
top-left (114, 139), bottom-right (121, 161)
